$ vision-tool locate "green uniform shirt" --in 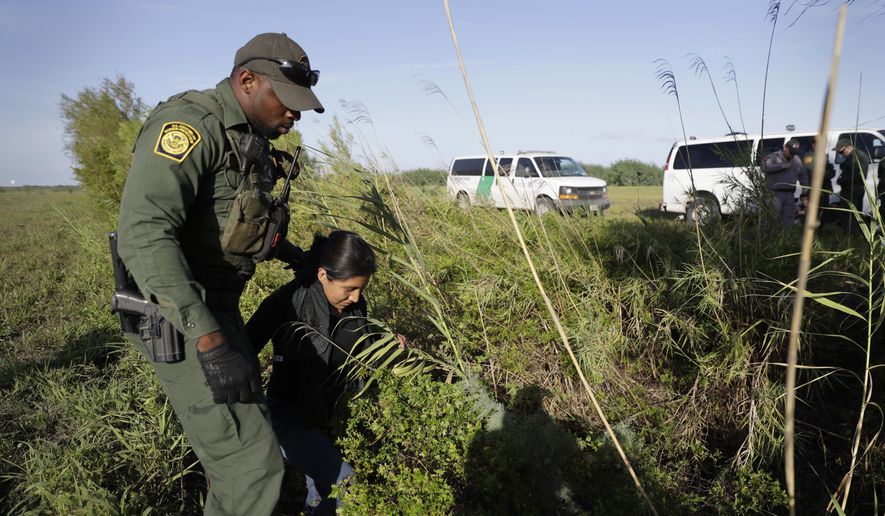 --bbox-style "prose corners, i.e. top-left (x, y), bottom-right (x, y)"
top-left (118, 78), bottom-right (257, 341)
top-left (841, 149), bottom-right (870, 186)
